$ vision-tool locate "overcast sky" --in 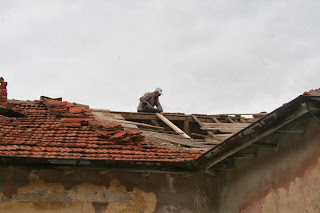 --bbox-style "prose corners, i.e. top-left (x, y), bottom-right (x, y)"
top-left (1, 0), bottom-right (319, 115)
